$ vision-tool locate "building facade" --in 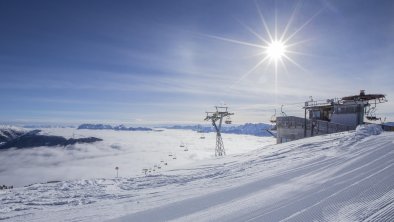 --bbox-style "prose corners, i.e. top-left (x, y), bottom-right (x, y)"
top-left (276, 90), bottom-right (387, 144)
